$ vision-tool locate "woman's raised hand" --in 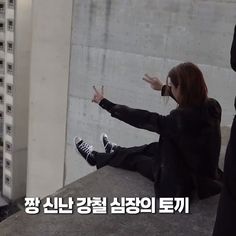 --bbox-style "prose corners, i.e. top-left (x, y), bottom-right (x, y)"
top-left (92, 85), bottom-right (104, 104)
top-left (143, 74), bottom-right (163, 91)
